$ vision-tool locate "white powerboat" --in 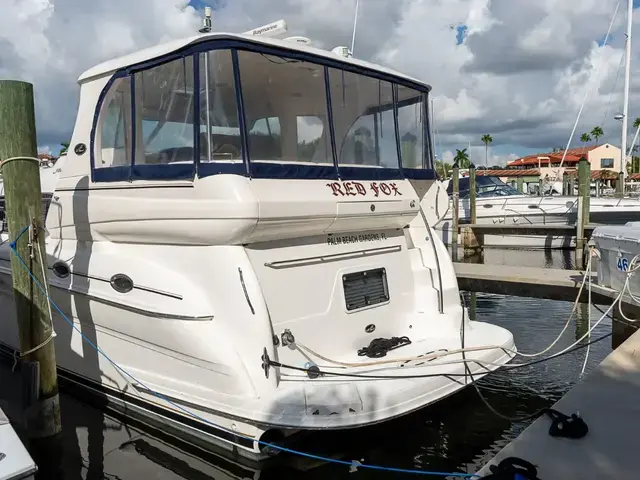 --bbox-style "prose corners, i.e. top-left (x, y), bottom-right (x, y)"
top-left (435, 176), bottom-right (640, 249)
top-left (0, 21), bottom-right (515, 461)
